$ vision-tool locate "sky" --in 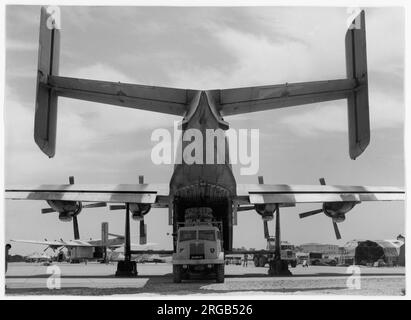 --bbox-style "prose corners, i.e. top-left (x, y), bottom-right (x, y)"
top-left (3, 6), bottom-right (405, 255)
